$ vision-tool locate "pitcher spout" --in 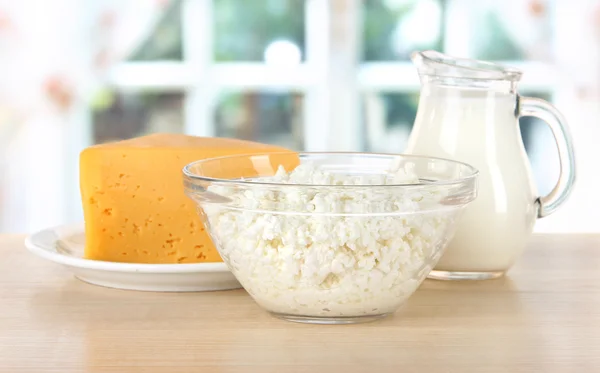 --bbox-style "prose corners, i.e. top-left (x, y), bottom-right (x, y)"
top-left (411, 50), bottom-right (522, 85)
